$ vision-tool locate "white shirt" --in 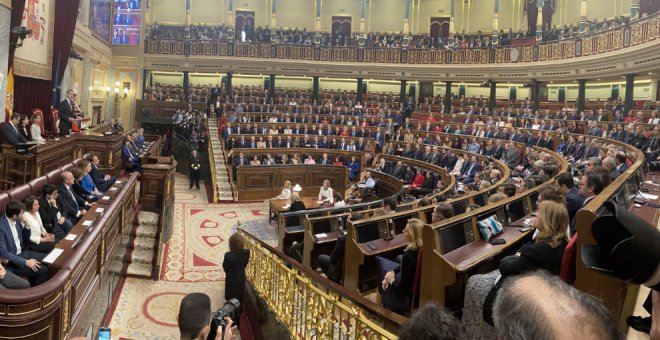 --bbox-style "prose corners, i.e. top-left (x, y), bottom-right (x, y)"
top-left (6, 217), bottom-right (22, 254)
top-left (23, 212), bottom-right (47, 244)
top-left (318, 187), bottom-right (334, 203)
top-left (278, 188), bottom-right (292, 200)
